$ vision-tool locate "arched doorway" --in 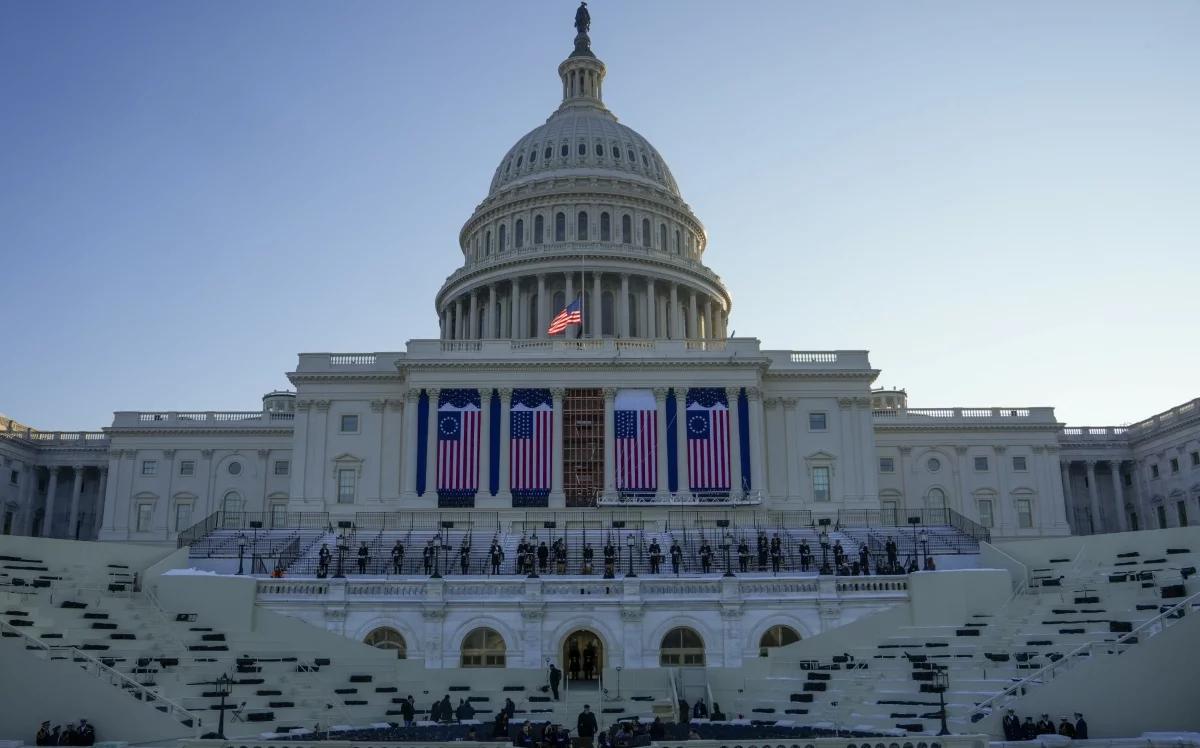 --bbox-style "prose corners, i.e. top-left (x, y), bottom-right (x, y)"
top-left (660, 626), bottom-right (705, 666)
top-left (563, 629), bottom-right (604, 683)
top-left (758, 625), bottom-right (801, 657)
top-left (364, 626), bottom-right (407, 659)
top-left (460, 627), bottom-right (506, 668)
